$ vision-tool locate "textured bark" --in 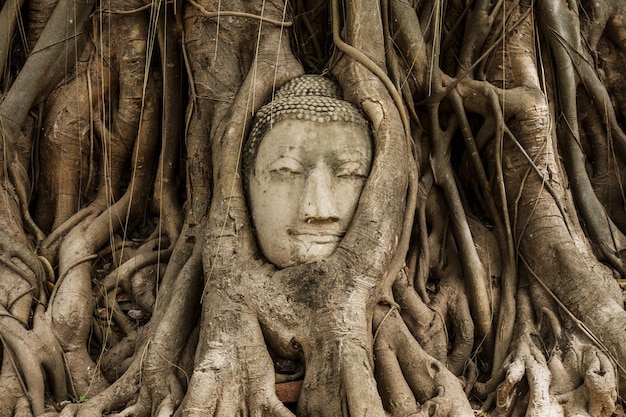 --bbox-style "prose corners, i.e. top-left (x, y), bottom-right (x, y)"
top-left (0, 0), bottom-right (625, 416)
